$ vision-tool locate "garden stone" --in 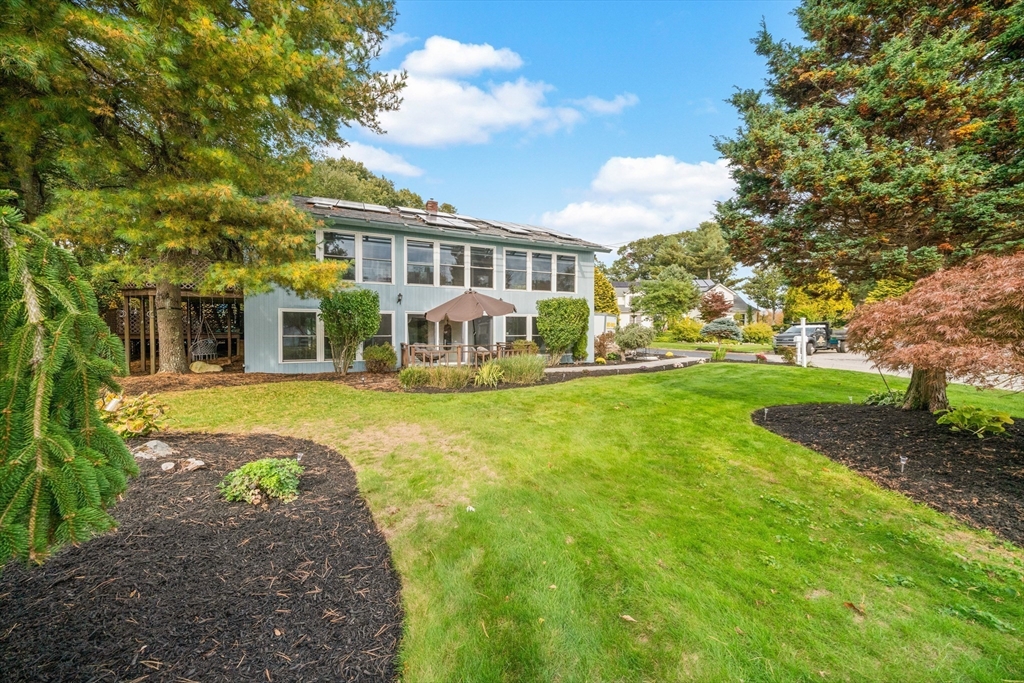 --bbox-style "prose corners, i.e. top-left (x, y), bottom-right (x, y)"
top-left (161, 462), bottom-right (175, 472)
top-left (133, 440), bottom-right (174, 460)
top-left (181, 458), bottom-right (206, 472)
top-left (190, 361), bottom-right (223, 373)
